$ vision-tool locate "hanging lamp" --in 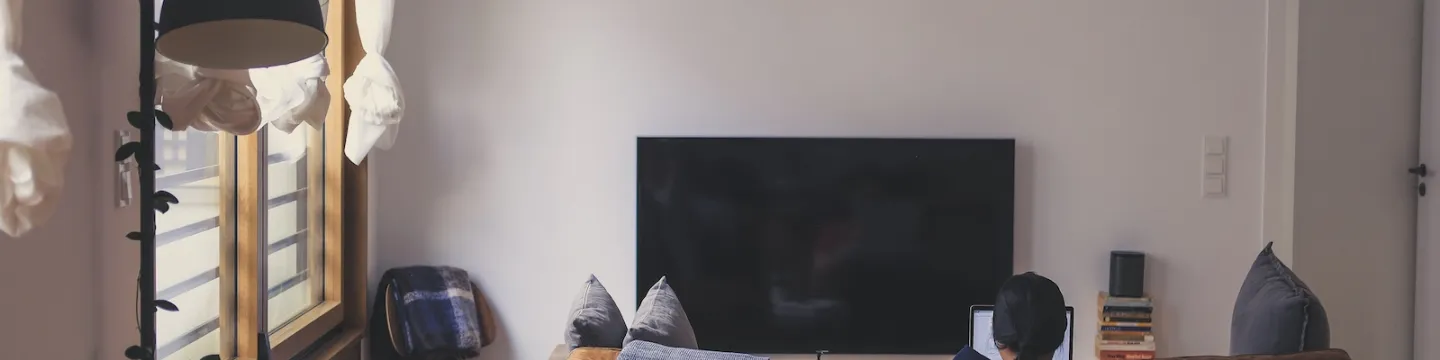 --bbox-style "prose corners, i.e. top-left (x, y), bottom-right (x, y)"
top-left (157, 0), bottom-right (327, 69)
